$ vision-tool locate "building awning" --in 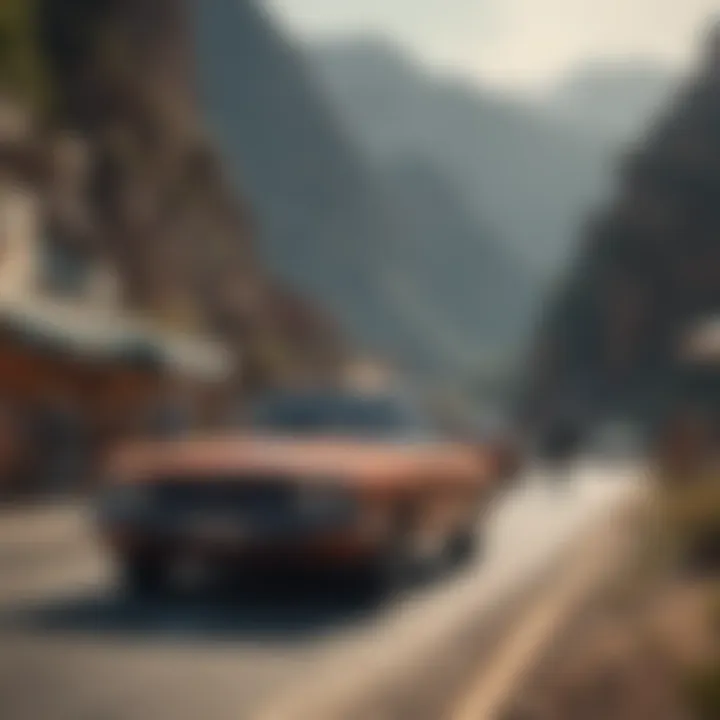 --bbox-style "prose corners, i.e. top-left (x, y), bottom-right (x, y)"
top-left (0, 295), bottom-right (234, 382)
top-left (143, 326), bottom-right (234, 381)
